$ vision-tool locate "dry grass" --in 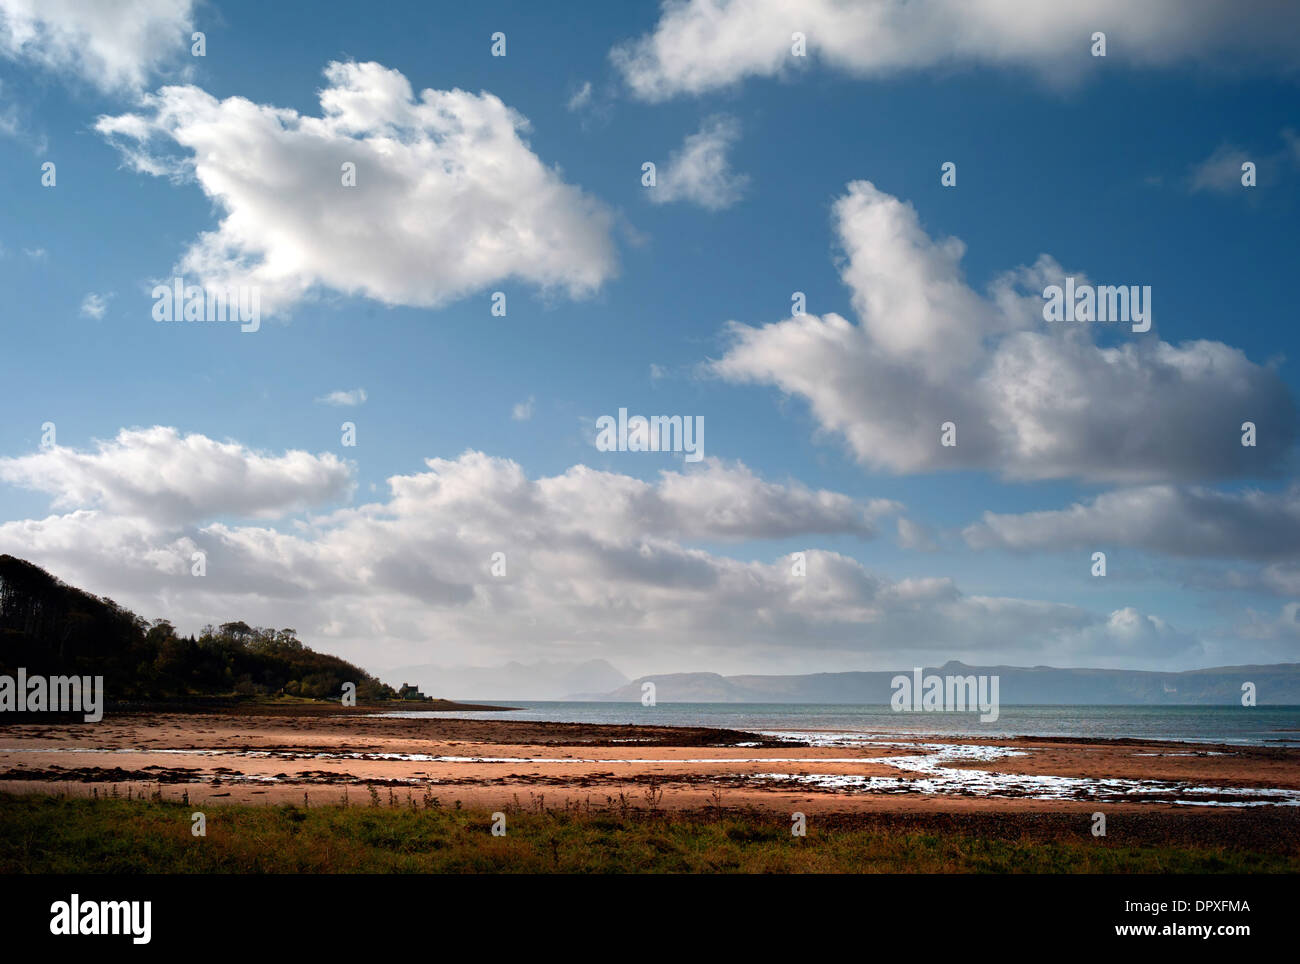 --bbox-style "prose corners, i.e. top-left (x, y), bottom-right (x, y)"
top-left (2, 790), bottom-right (1294, 874)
